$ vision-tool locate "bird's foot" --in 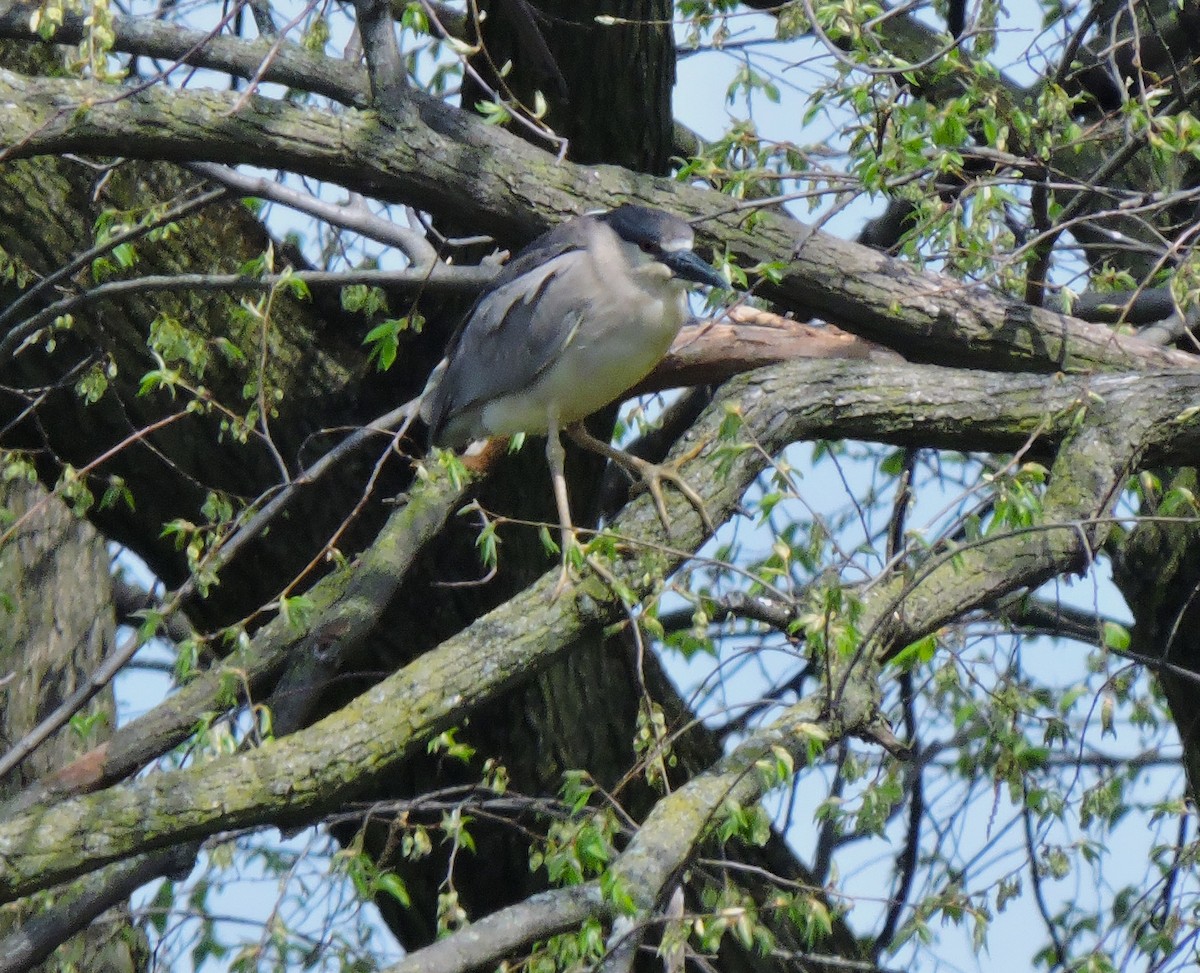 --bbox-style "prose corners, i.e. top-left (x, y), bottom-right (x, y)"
top-left (564, 424), bottom-right (714, 536)
top-left (620, 452), bottom-right (714, 536)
